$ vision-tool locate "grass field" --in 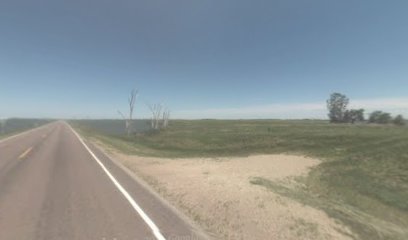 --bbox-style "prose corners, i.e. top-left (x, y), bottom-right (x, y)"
top-left (69, 119), bottom-right (151, 136)
top-left (0, 118), bottom-right (52, 138)
top-left (72, 119), bottom-right (408, 240)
